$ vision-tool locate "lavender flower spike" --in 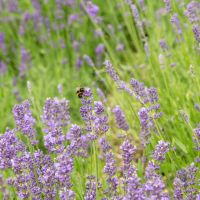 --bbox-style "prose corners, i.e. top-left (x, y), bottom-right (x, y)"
top-left (84, 176), bottom-right (96, 200)
top-left (95, 44), bottom-right (104, 56)
top-left (44, 127), bottom-right (65, 154)
top-left (13, 100), bottom-right (38, 145)
top-left (130, 4), bottom-right (140, 25)
top-left (138, 107), bottom-right (151, 146)
top-left (83, 55), bottom-right (94, 67)
top-left (104, 60), bottom-right (120, 82)
top-left (86, 1), bottom-right (99, 18)
top-left (192, 24), bottom-right (200, 43)
top-left (152, 140), bottom-right (170, 161)
top-left (120, 139), bottom-right (136, 171)
top-left (163, 0), bottom-right (172, 13)
top-left (171, 14), bottom-right (182, 35)
top-left (112, 106), bottom-right (129, 131)
top-left (125, 166), bottom-right (144, 200)
top-left (55, 152), bottom-right (74, 188)
top-left (104, 151), bottom-right (118, 194)
top-left (0, 128), bottom-right (25, 169)
top-left (184, 1), bottom-right (200, 23)
top-left (42, 97), bottom-right (70, 131)
top-left (173, 177), bottom-right (184, 200)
